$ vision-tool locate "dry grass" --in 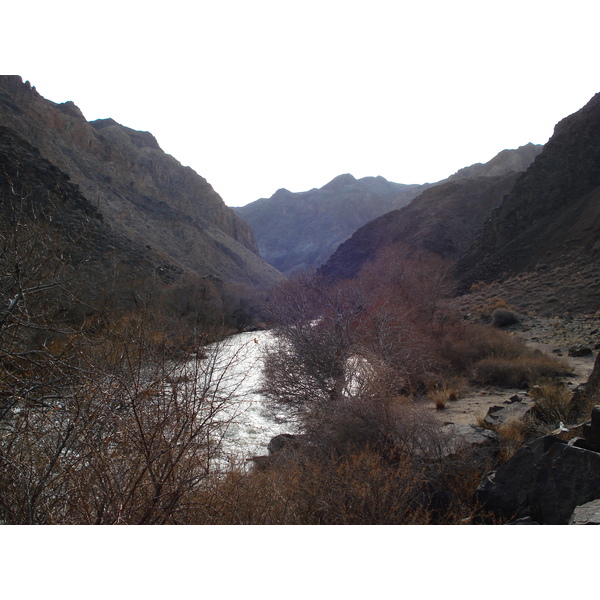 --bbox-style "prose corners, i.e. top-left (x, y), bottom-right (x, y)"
top-left (471, 353), bottom-right (572, 388)
top-left (200, 440), bottom-right (501, 525)
top-left (497, 418), bottom-right (534, 460)
top-left (529, 382), bottom-right (573, 426)
top-left (429, 377), bottom-right (467, 410)
top-left (199, 448), bottom-right (431, 525)
top-left (438, 321), bottom-right (527, 374)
